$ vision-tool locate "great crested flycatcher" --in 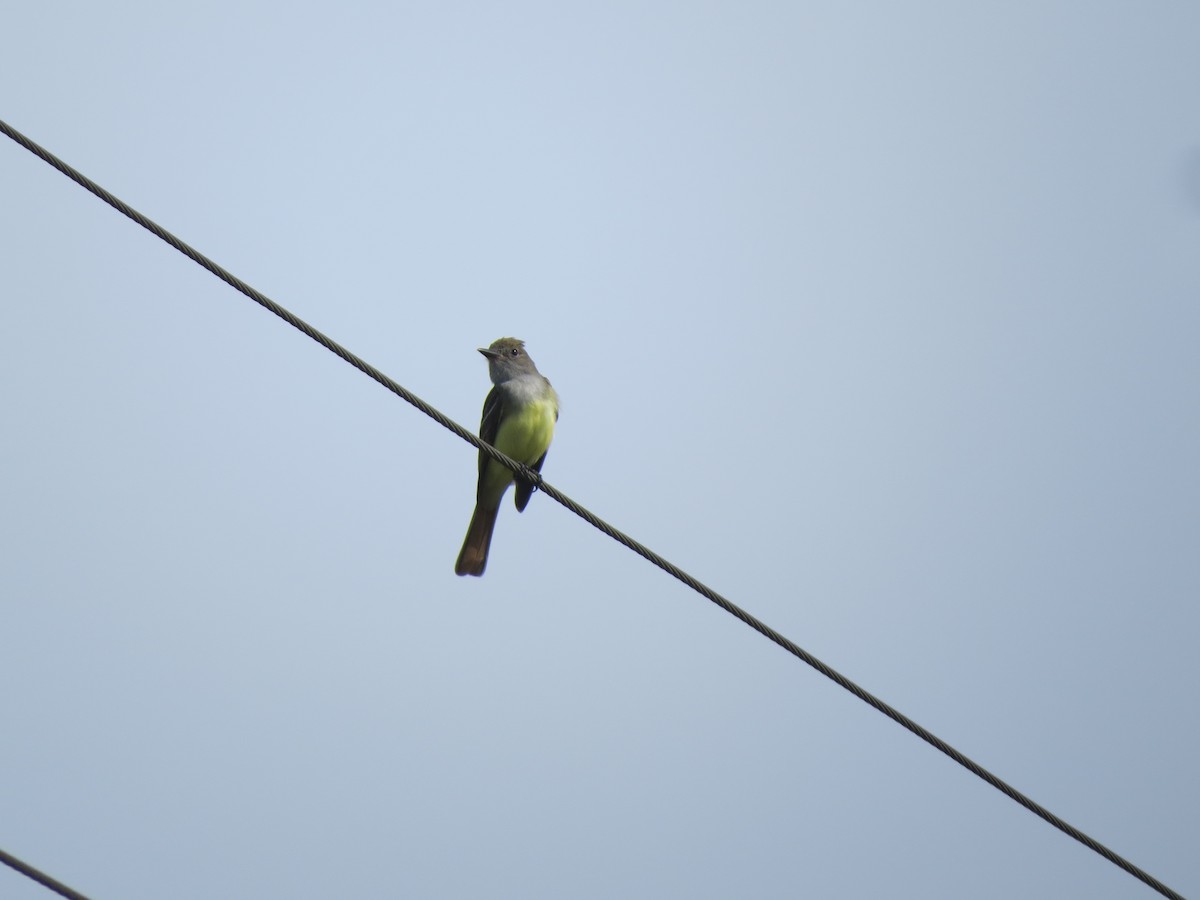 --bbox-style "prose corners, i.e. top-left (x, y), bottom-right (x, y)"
top-left (455, 337), bottom-right (559, 576)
